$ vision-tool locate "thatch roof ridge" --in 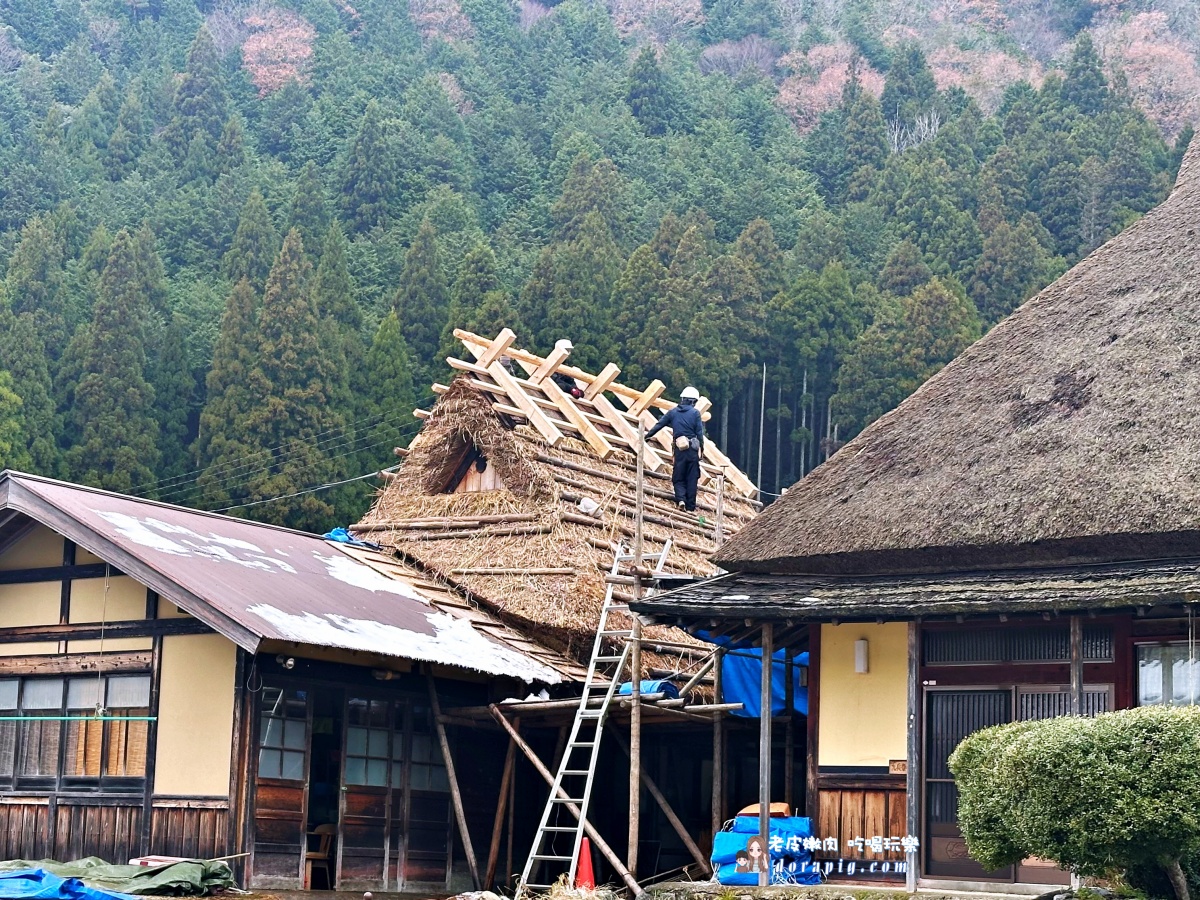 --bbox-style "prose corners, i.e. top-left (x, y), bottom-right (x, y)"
top-left (715, 133), bottom-right (1200, 576)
